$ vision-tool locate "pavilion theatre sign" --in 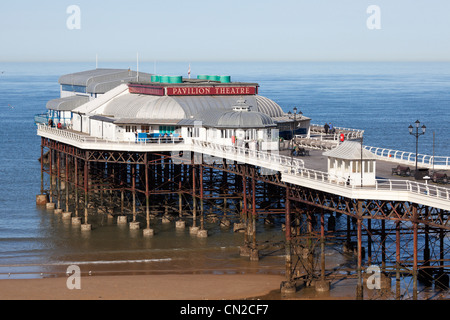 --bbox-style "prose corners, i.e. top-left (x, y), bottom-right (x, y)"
top-left (167, 86), bottom-right (257, 96)
top-left (128, 84), bottom-right (258, 96)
